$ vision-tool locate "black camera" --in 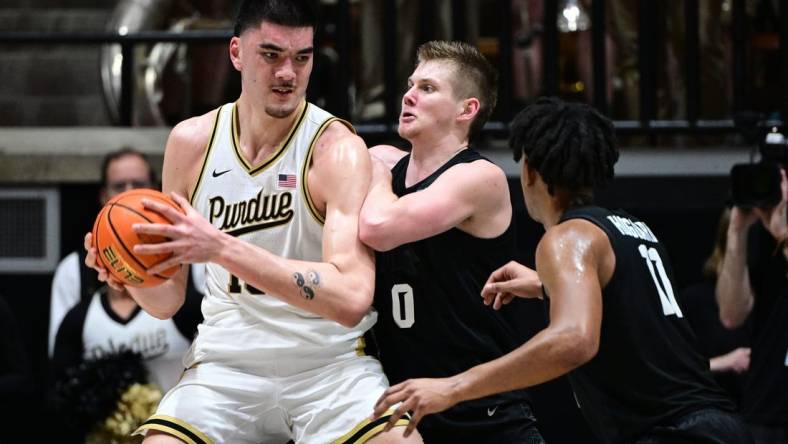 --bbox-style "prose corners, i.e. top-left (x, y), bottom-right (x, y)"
top-left (730, 128), bottom-right (788, 208)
